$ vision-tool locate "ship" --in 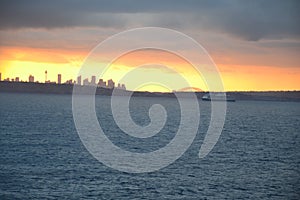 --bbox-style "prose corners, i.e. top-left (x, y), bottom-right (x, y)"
top-left (201, 93), bottom-right (235, 102)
